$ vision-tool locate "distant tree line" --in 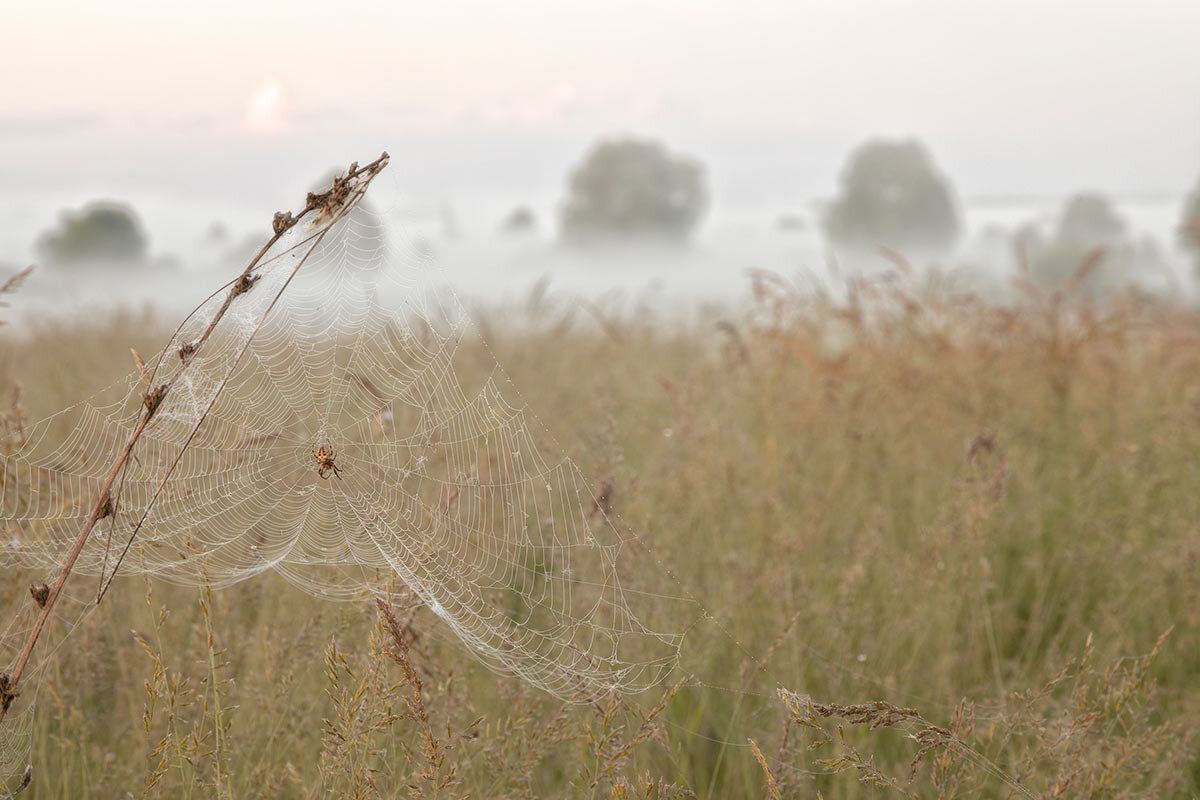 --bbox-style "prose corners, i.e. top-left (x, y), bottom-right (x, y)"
top-left (27, 142), bottom-right (1200, 296)
top-left (549, 135), bottom-right (1200, 295)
